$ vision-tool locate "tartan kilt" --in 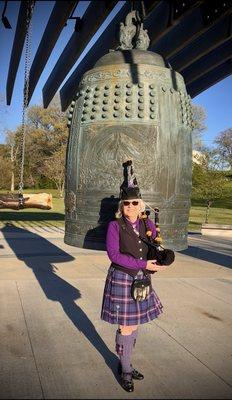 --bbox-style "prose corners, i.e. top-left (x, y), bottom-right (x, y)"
top-left (101, 266), bottom-right (163, 326)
